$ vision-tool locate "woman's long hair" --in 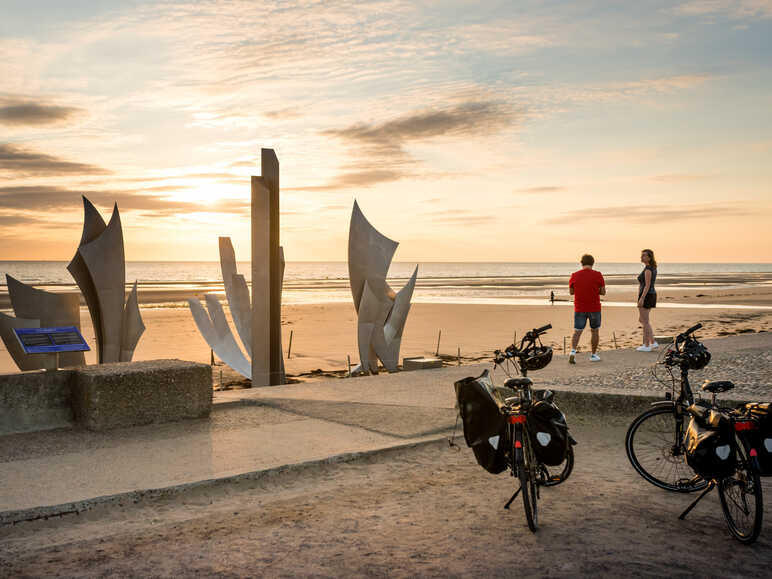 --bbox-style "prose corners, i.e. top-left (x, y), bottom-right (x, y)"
top-left (642, 249), bottom-right (657, 269)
